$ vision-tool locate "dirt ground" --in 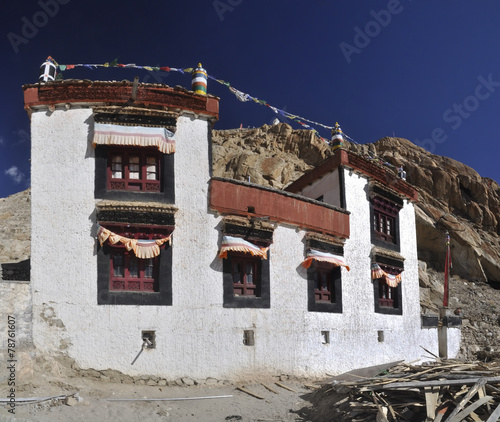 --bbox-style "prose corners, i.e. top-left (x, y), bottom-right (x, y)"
top-left (0, 372), bottom-right (339, 422)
